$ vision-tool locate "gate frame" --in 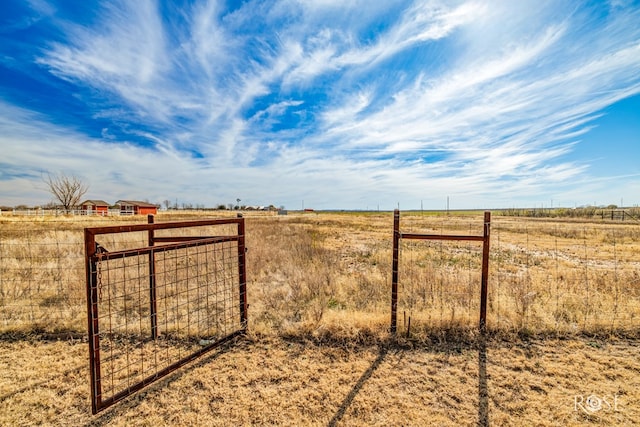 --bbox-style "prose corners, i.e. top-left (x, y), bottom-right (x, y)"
top-left (391, 210), bottom-right (491, 333)
top-left (84, 214), bottom-right (248, 414)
